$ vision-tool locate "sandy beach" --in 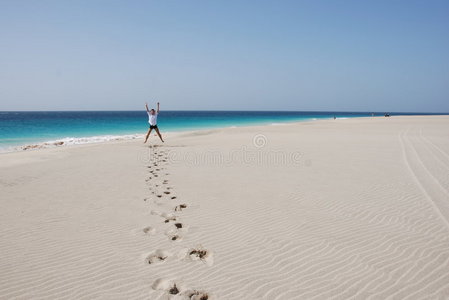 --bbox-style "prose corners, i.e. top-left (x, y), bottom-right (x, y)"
top-left (1, 115), bottom-right (449, 299)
